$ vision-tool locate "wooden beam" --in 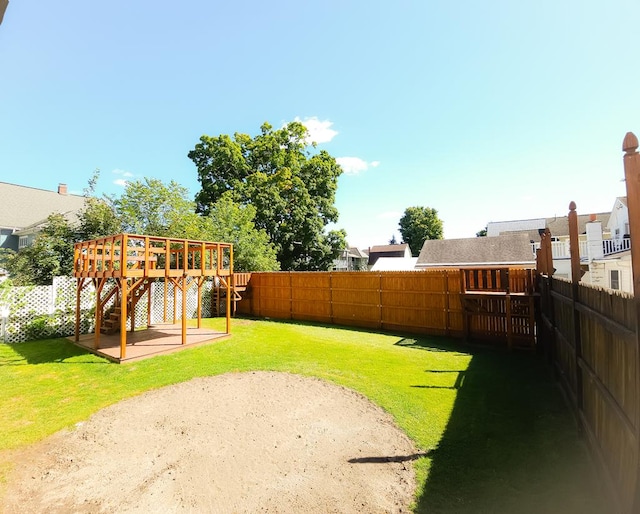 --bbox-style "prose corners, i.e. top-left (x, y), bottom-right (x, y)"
top-left (182, 275), bottom-right (187, 345)
top-left (120, 278), bottom-right (128, 360)
top-left (94, 278), bottom-right (106, 350)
